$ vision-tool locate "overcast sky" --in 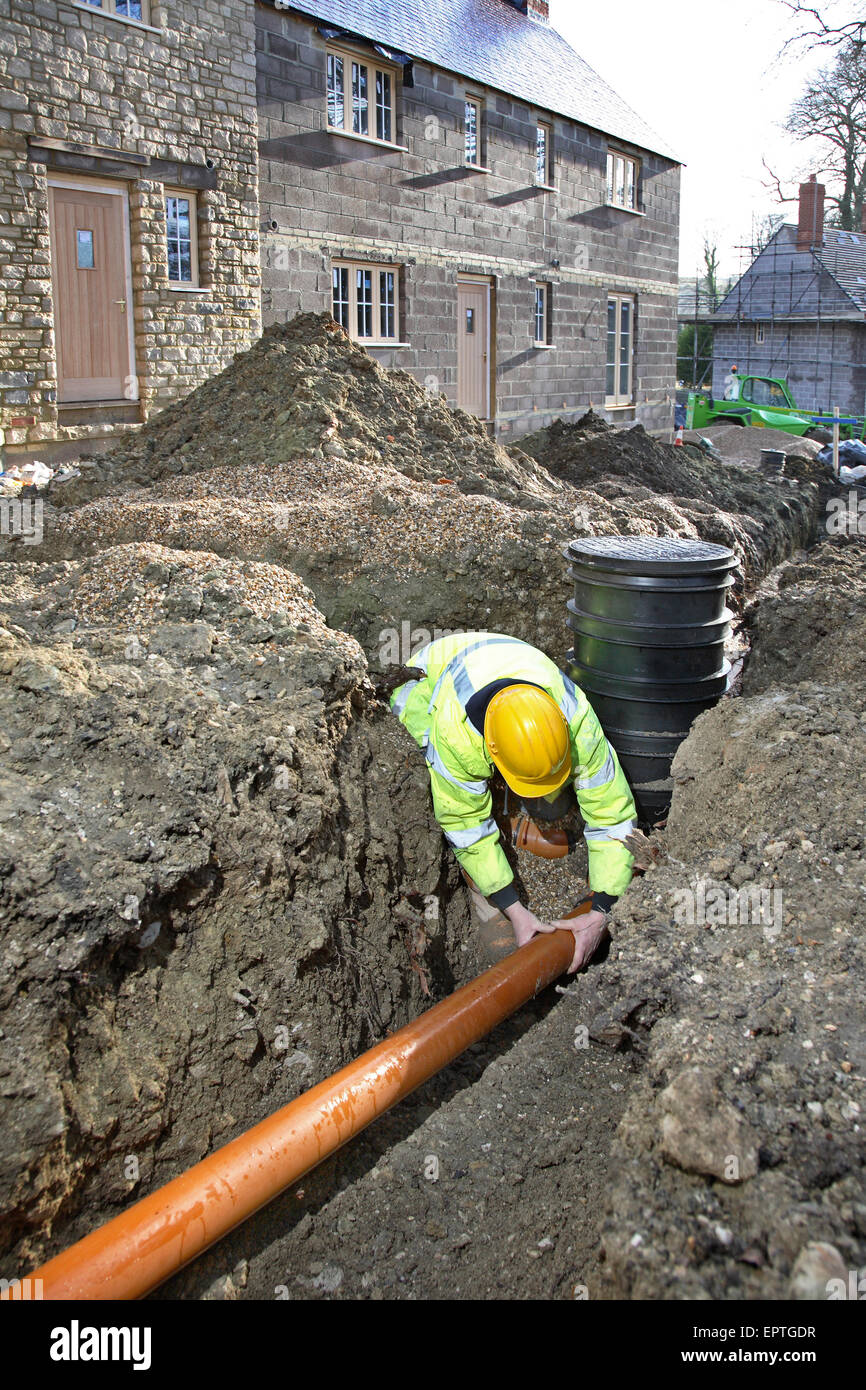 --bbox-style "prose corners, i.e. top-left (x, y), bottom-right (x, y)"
top-left (552, 0), bottom-right (830, 280)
